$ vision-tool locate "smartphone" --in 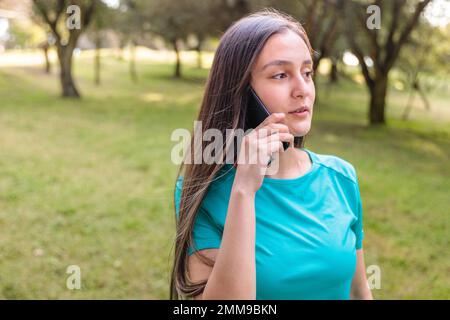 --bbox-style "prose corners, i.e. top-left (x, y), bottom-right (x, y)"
top-left (244, 86), bottom-right (290, 151)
